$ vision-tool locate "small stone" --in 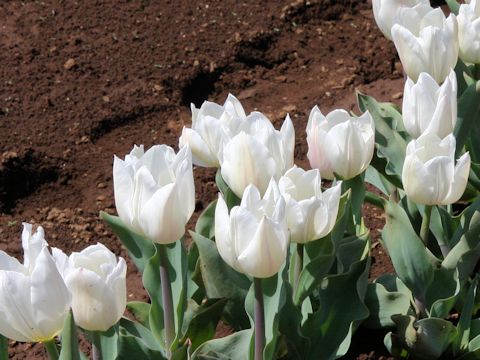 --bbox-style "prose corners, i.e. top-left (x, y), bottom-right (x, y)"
top-left (64, 58), bottom-right (76, 70)
top-left (102, 96), bottom-right (110, 103)
top-left (97, 182), bottom-right (107, 189)
top-left (237, 88), bottom-right (257, 100)
top-left (282, 104), bottom-right (297, 114)
top-left (153, 84), bottom-right (163, 91)
top-left (392, 92), bottom-right (403, 100)
top-left (96, 195), bottom-right (106, 201)
top-left (193, 60), bottom-right (200, 67)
